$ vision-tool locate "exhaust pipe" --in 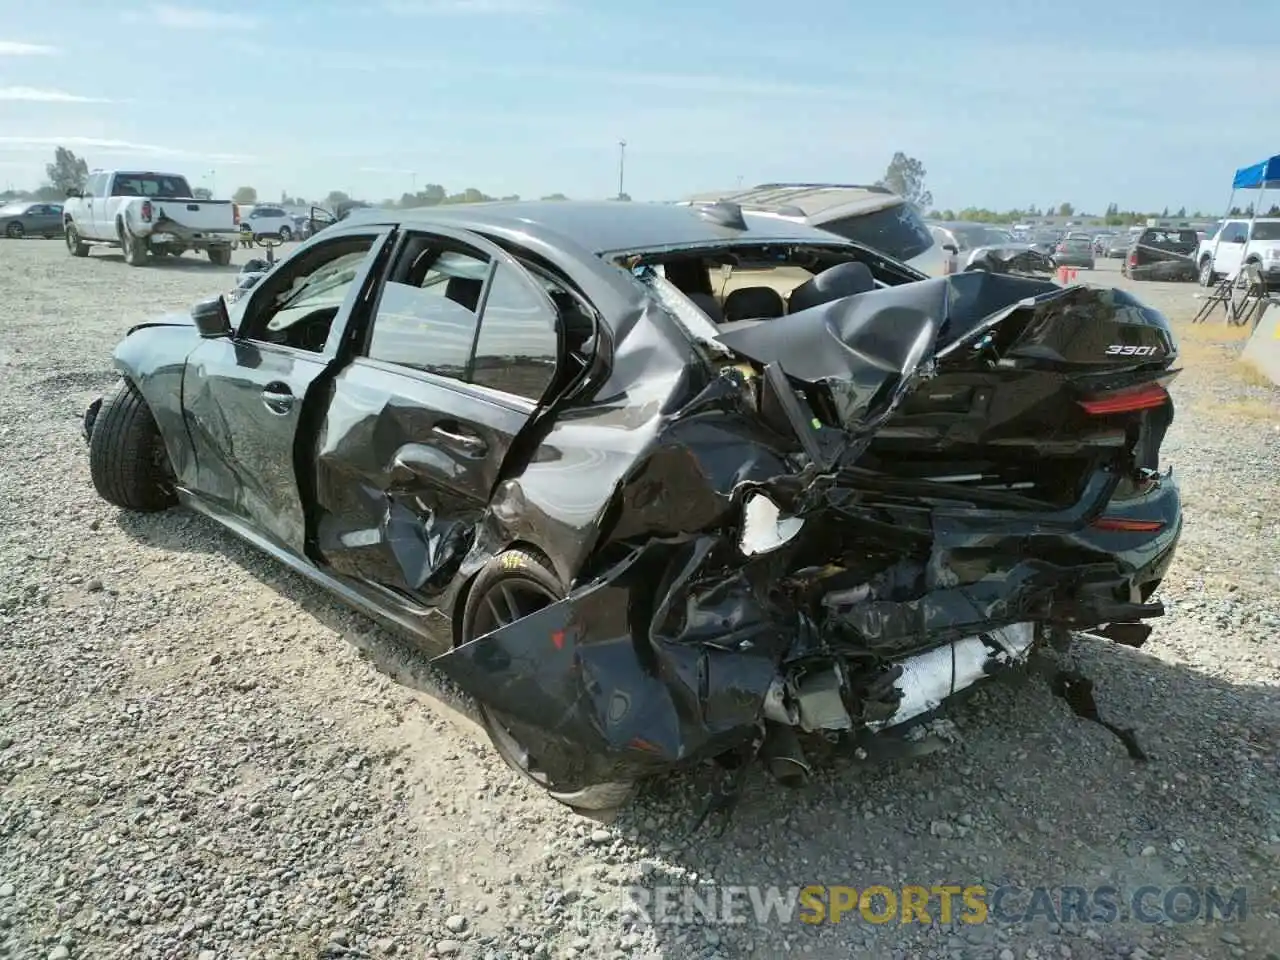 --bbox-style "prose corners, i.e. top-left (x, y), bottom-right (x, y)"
top-left (760, 722), bottom-right (810, 787)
